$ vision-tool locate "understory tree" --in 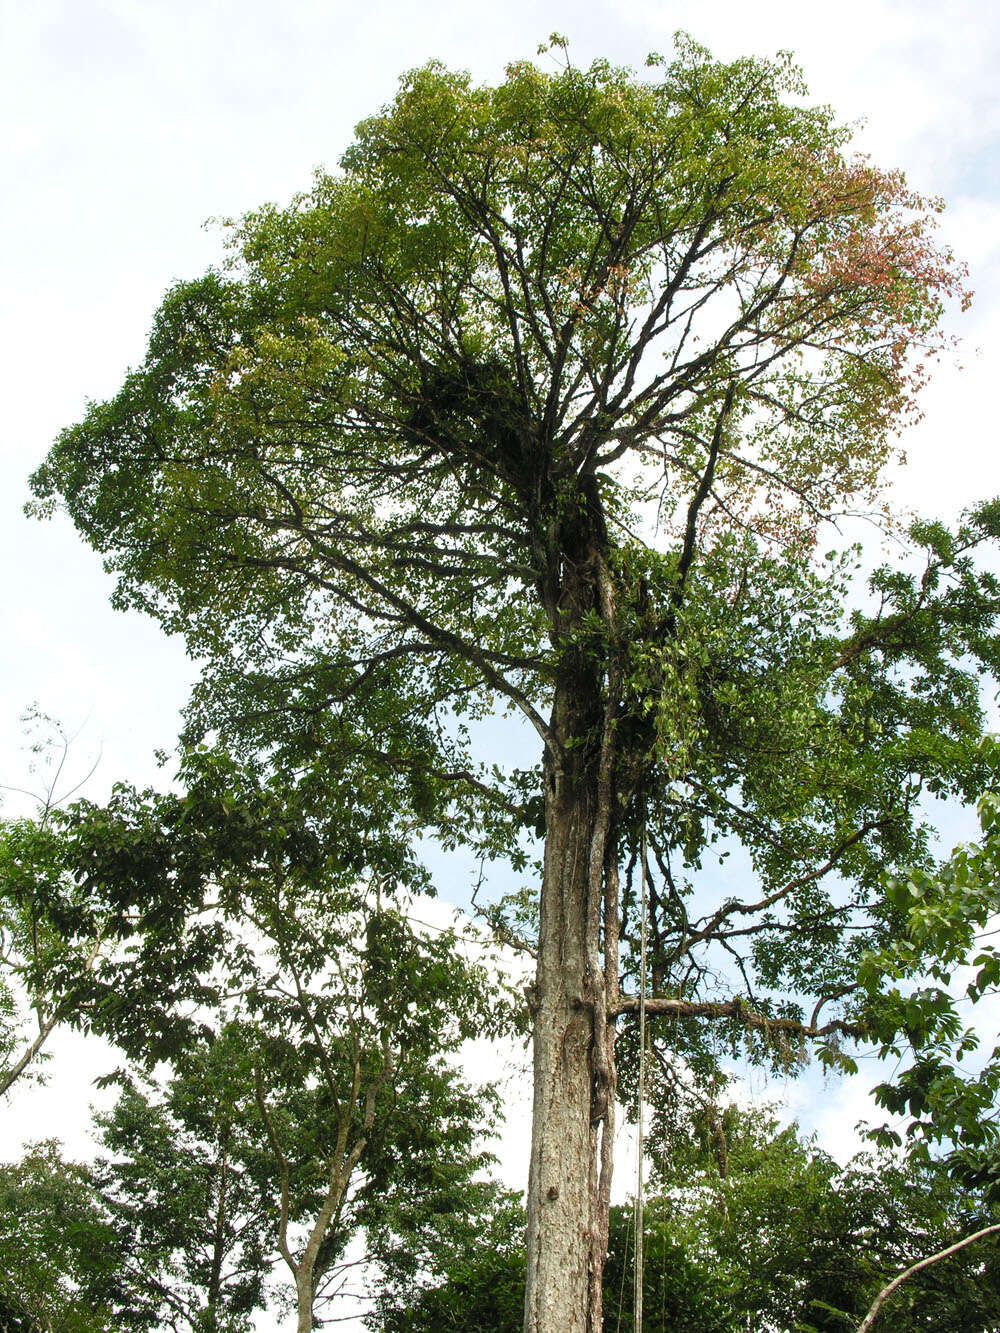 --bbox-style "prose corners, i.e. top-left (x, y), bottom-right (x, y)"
top-left (31, 35), bottom-right (996, 1331)
top-left (55, 750), bottom-right (506, 1333)
top-left (625, 1104), bottom-right (1000, 1333)
top-left (0, 714), bottom-right (107, 1098)
top-left (861, 774), bottom-right (1000, 1198)
top-left (0, 715), bottom-right (243, 1099)
top-left (0, 1141), bottom-right (152, 1333)
top-left (93, 1055), bottom-right (276, 1333)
